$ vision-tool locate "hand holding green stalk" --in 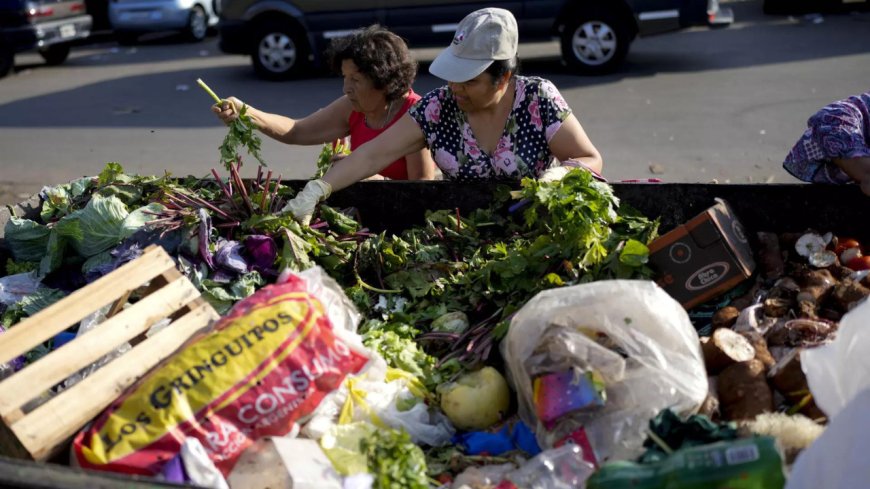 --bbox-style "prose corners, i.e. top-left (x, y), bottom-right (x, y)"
top-left (196, 78), bottom-right (222, 105)
top-left (197, 78), bottom-right (266, 170)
